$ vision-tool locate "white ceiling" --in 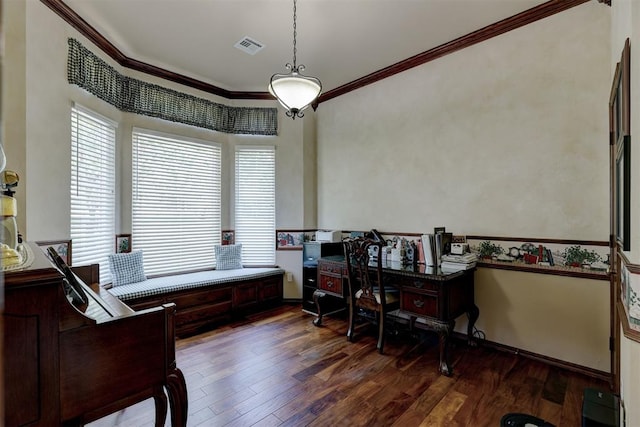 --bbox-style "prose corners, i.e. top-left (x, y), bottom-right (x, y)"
top-left (63, 0), bottom-right (549, 94)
